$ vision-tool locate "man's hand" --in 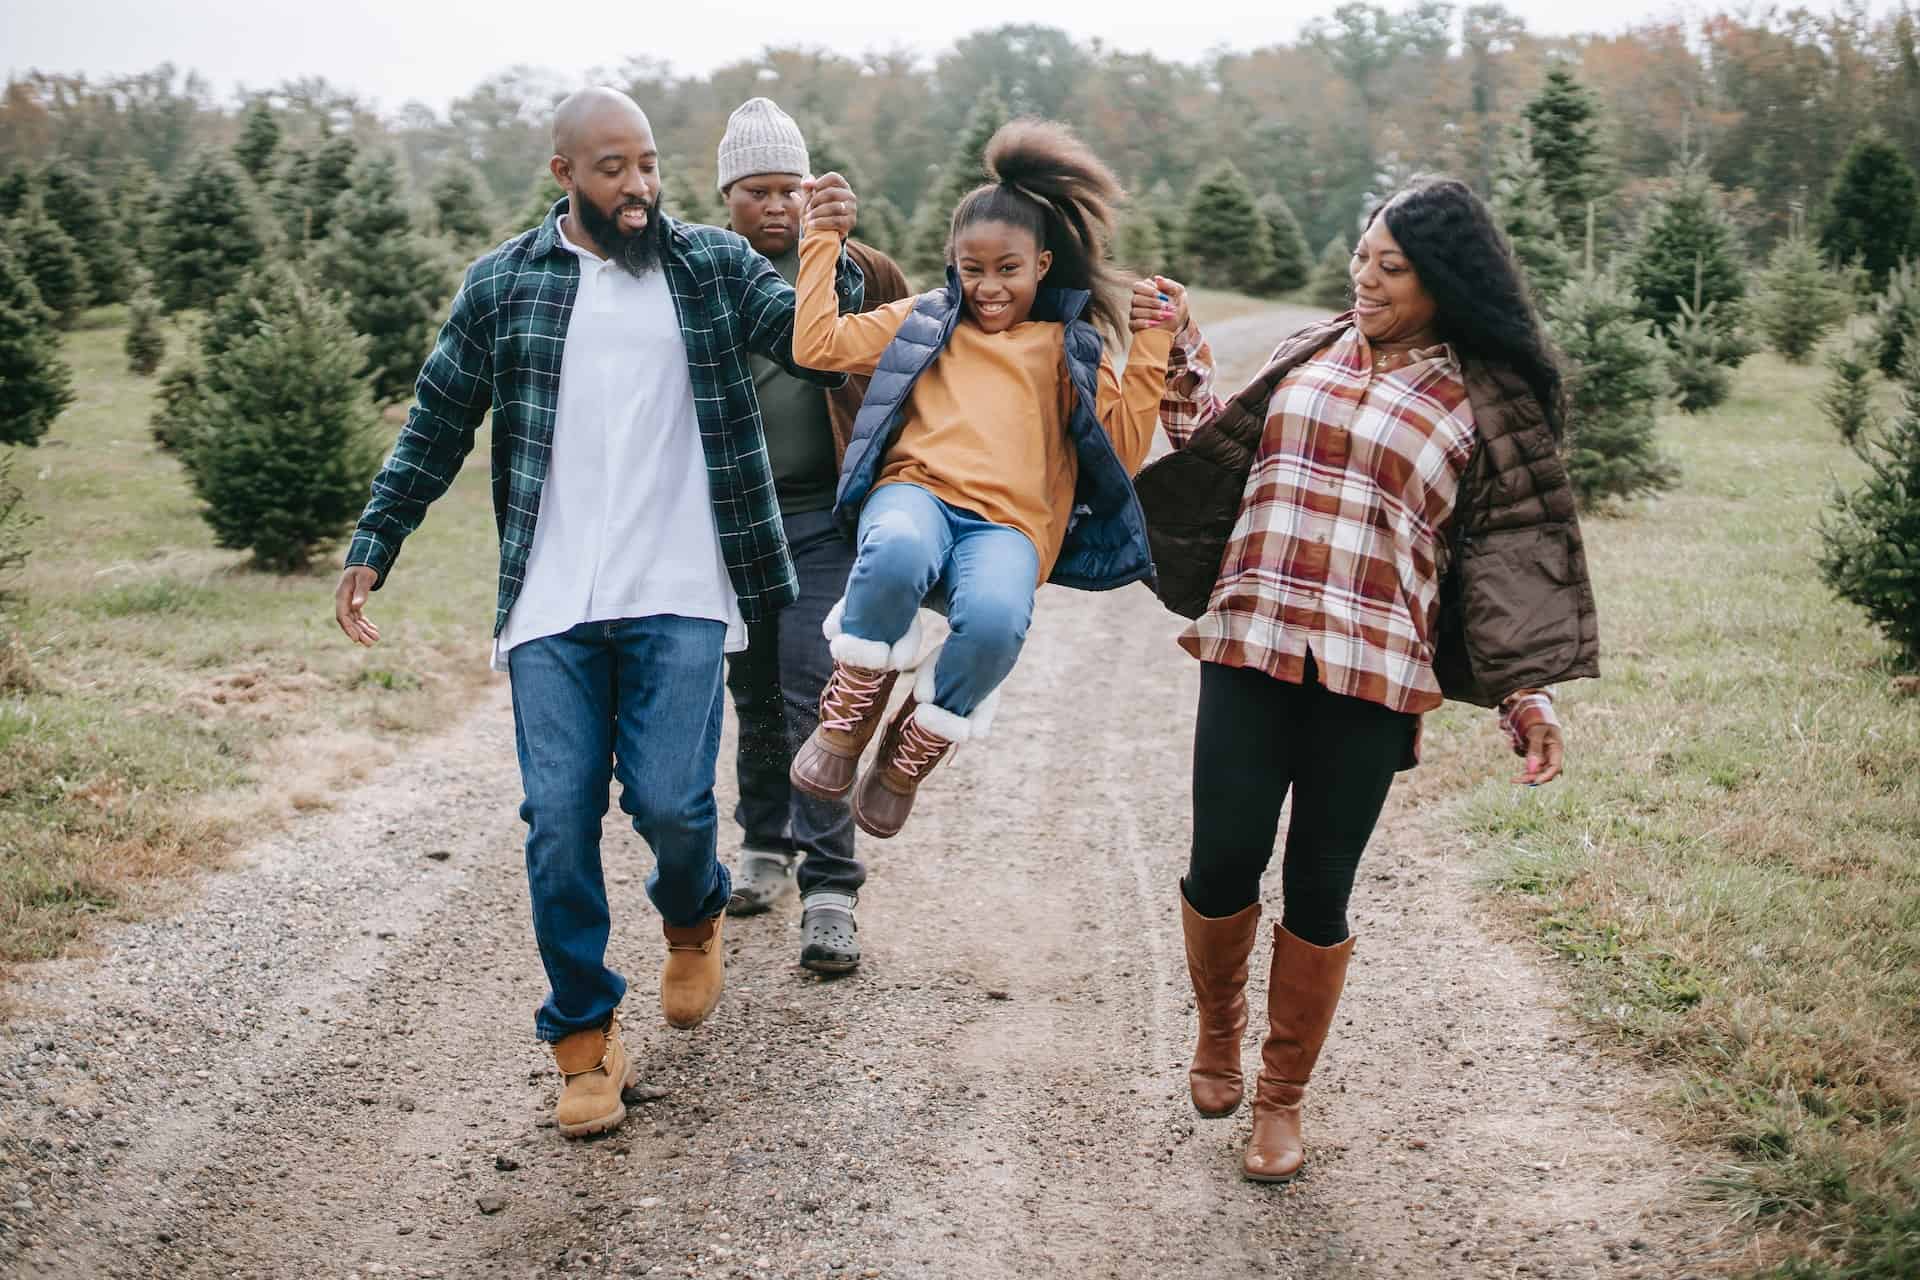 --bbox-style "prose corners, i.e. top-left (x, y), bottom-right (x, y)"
top-left (802, 173), bottom-right (858, 239)
top-left (1515, 721), bottom-right (1565, 785)
top-left (1131, 276), bottom-right (1190, 333)
top-left (333, 566), bottom-right (381, 647)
